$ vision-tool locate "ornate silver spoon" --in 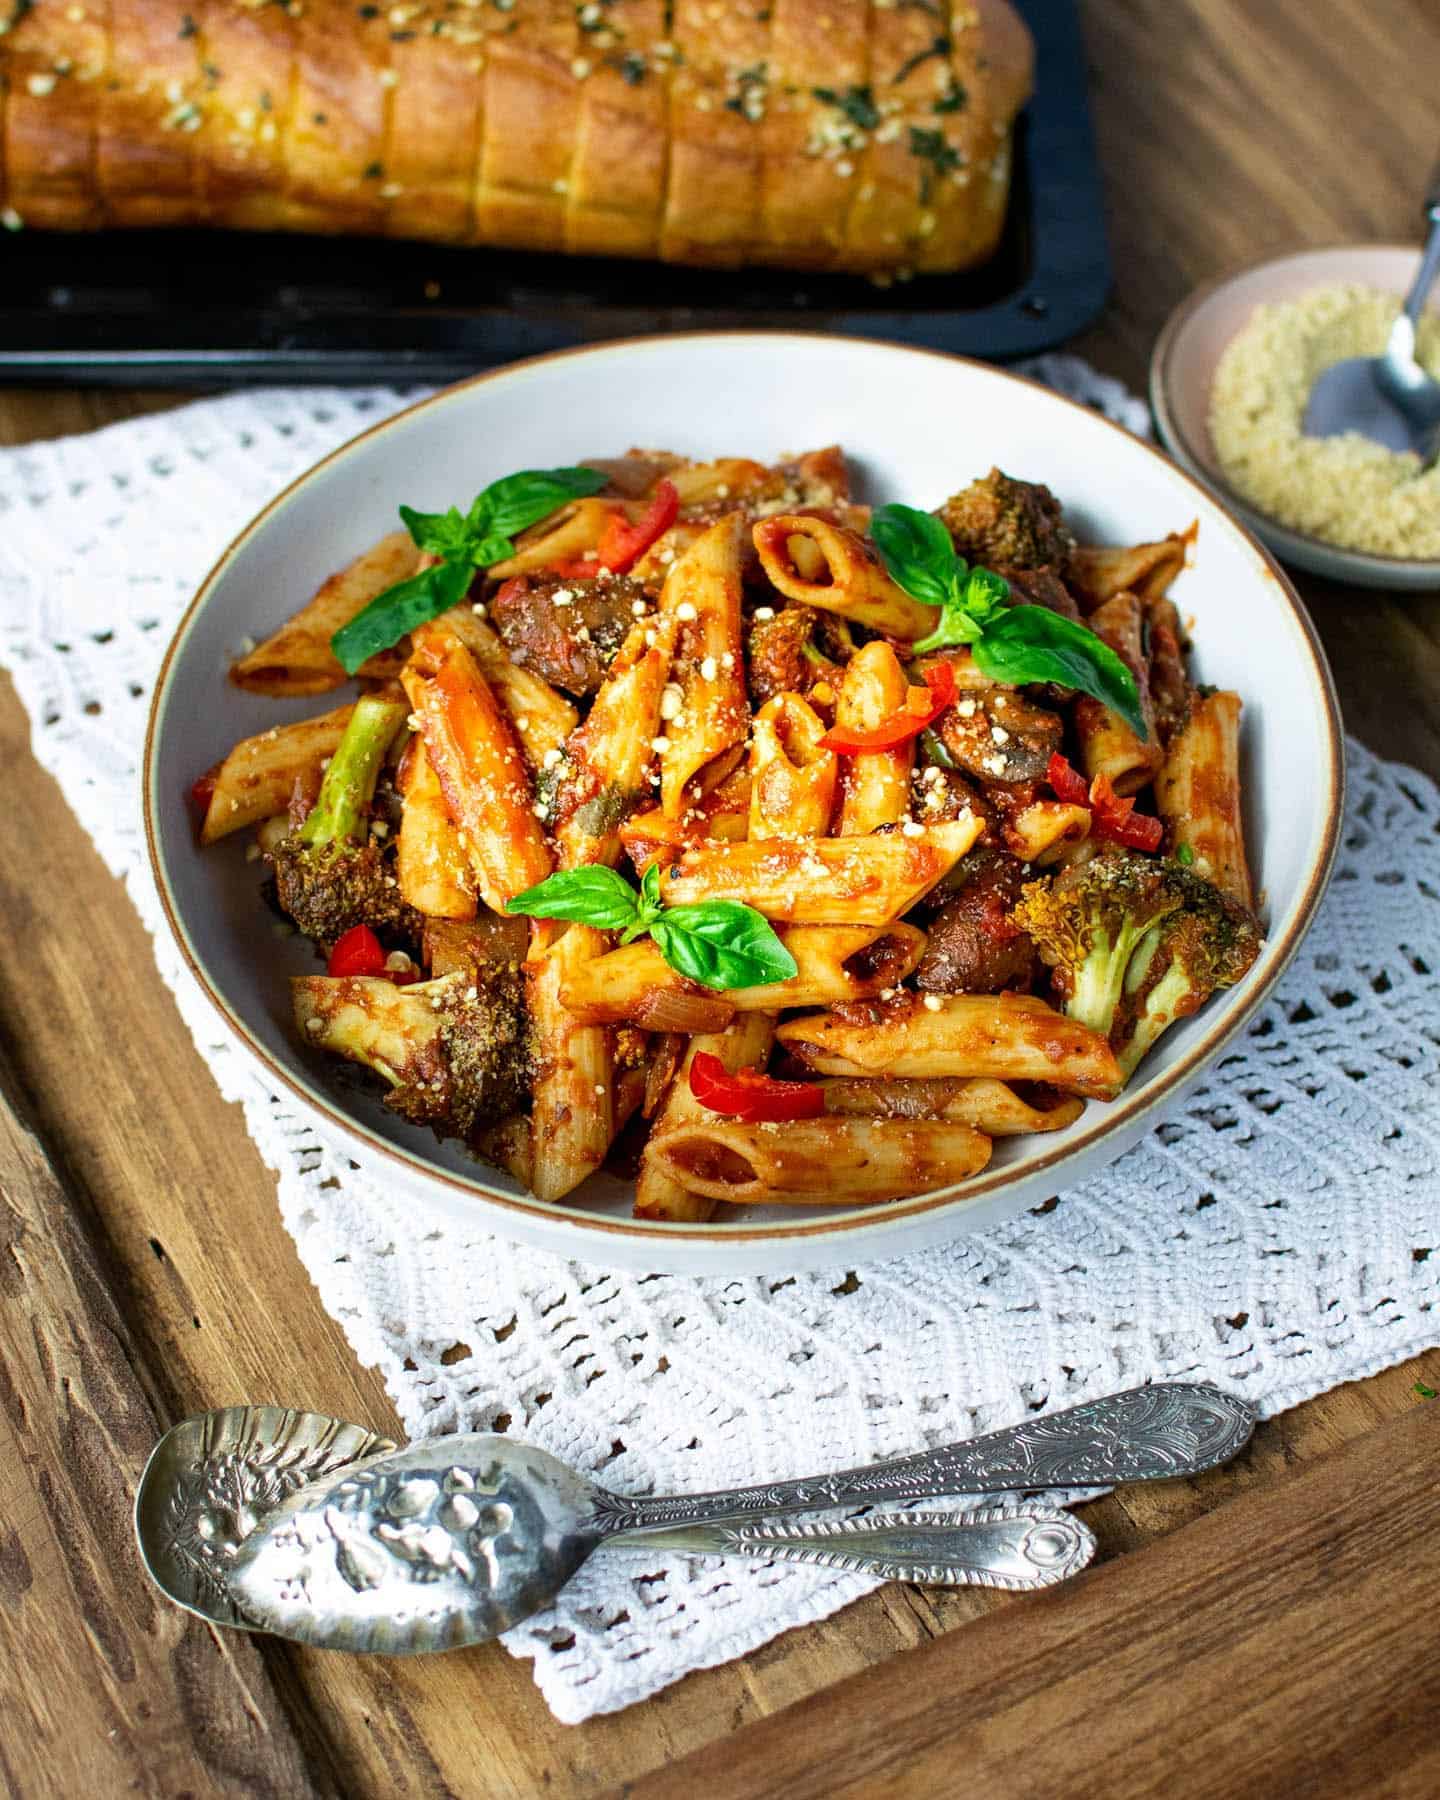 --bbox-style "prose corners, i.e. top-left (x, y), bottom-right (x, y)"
top-left (136, 1383), bottom-right (1251, 1653)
